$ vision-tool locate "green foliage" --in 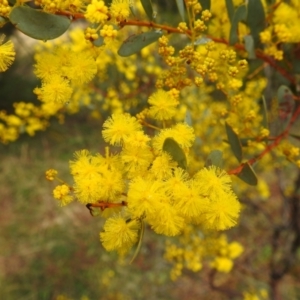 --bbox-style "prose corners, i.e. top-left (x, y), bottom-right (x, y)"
top-left (244, 35), bottom-right (256, 59)
top-left (271, 85), bottom-right (295, 135)
top-left (9, 6), bottom-right (71, 40)
top-left (225, 122), bottom-right (243, 162)
top-left (199, 0), bottom-right (211, 10)
top-left (163, 138), bottom-right (187, 170)
top-left (277, 85), bottom-right (295, 125)
top-left (118, 30), bottom-right (163, 57)
top-left (237, 162), bottom-right (258, 186)
top-left (130, 219), bottom-right (145, 264)
top-left (140, 0), bottom-right (154, 20)
top-left (205, 150), bottom-right (223, 168)
top-left (0, 16), bottom-right (7, 26)
top-left (229, 4), bottom-right (246, 45)
top-left (246, 0), bottom-right (265, 46)
top-left (93, 35), bottom-right (105, 47)
top-left (175, 0), bottom-right (185, 21)
top-left (261, 96), bottom-right (268, 130)
top-left (184, 110), bottom-right (192, 126)
top-left (225, 0), bottom-right (234, 23)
